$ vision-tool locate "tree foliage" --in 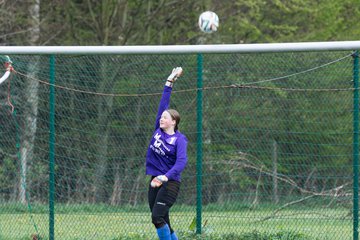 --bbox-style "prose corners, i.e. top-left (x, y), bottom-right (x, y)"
top-left (0, 0), bottom-right (358, 205)
top-left (1, 0), bottom-right (359, 46)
